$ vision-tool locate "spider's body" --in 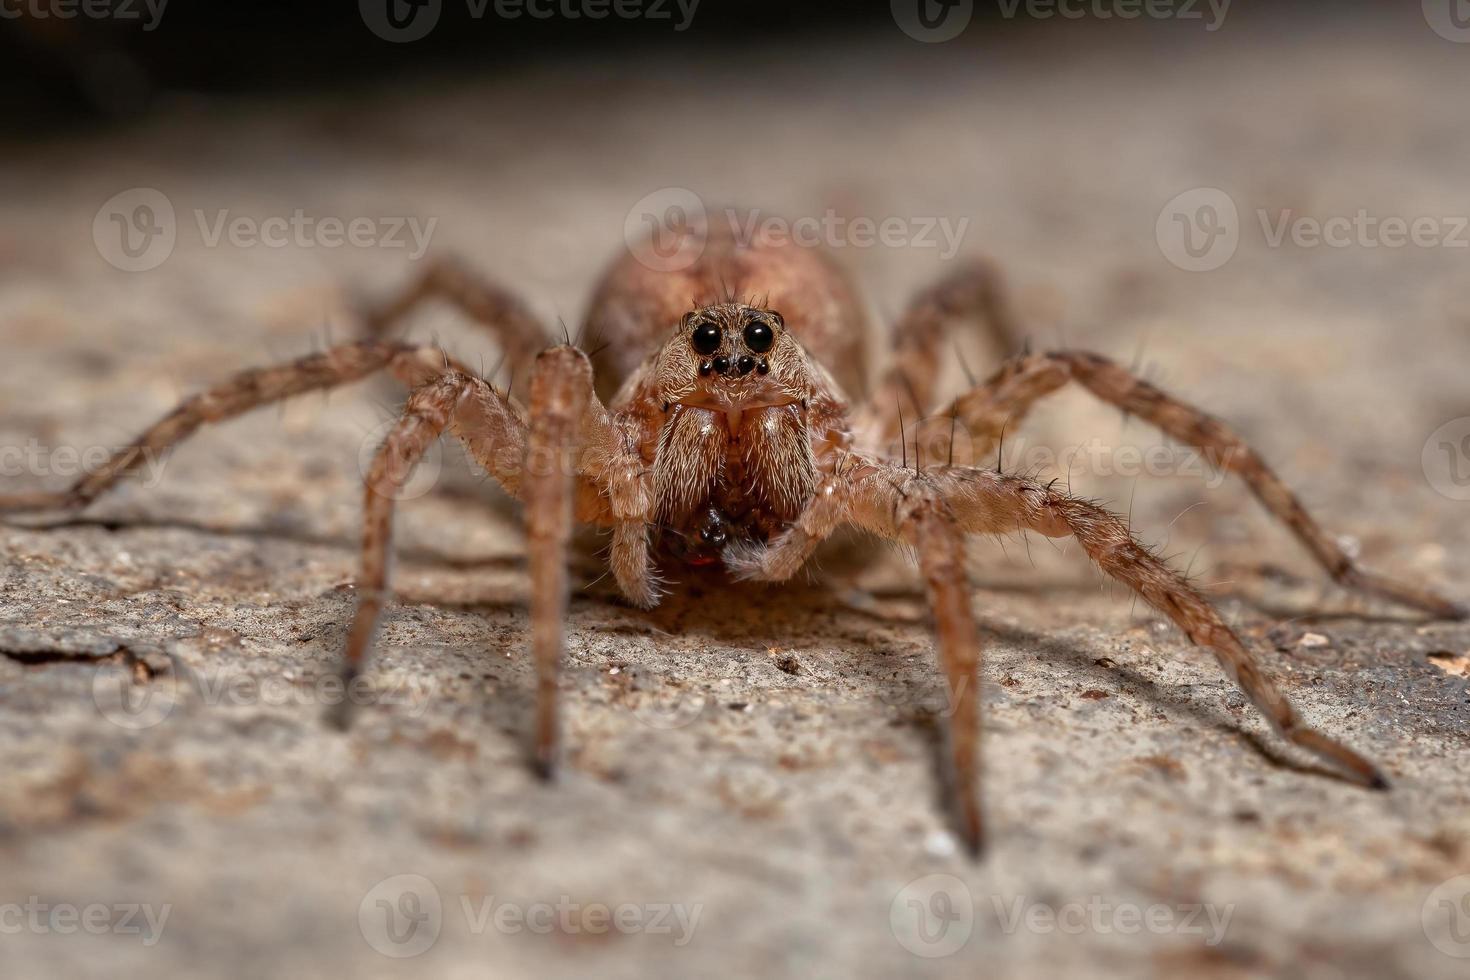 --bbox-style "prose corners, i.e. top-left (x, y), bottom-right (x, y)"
top-left (587, 232), bottom-right (864, 566)
top-left (3, 218), bottom-right (1462, 855)
top-left (625, 306), bottom-right (849, 566)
